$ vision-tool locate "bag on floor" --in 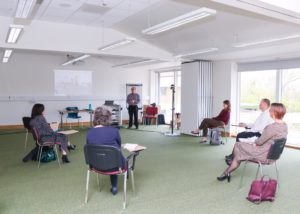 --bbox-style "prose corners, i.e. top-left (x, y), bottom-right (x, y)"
top-left (209, 128), bottom-right (223, 145)
top-left (247, 176), bottom-right (277, 204)
top-left (157, 114), bottom-right (165, 125)
top-left (41, 148), bottom-right (57, 163)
